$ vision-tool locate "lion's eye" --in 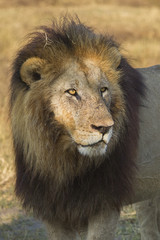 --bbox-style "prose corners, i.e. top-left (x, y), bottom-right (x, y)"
top-left (65, 88), bottom-right (81, 101)
top-left (66, 89), bottom-right (77, 96)
top-left (100, 87), bottom-right (108, 93)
